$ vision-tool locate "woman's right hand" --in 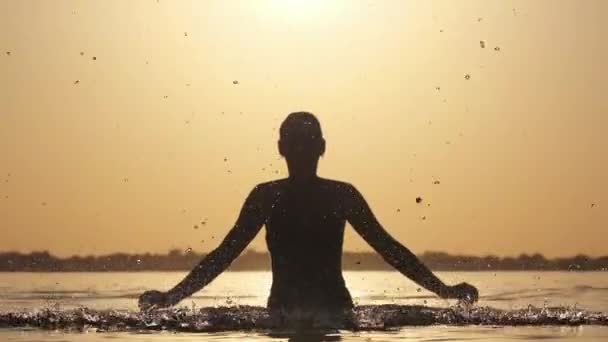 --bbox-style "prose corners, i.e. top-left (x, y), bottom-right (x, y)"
top-left (138, 290), bottom-right (173, 311)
